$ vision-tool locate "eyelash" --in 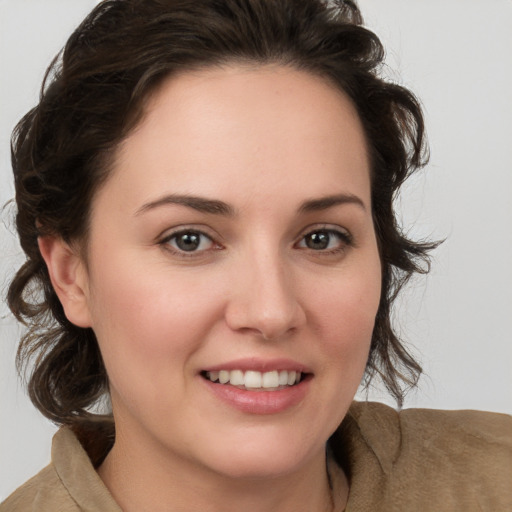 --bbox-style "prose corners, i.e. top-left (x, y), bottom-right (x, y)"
top-left (158, 226), bottom-right (353, 257)
top-left (295, 226), bottom-right (353, 255)
top-left (160, 228), bottom-right (220, 257)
